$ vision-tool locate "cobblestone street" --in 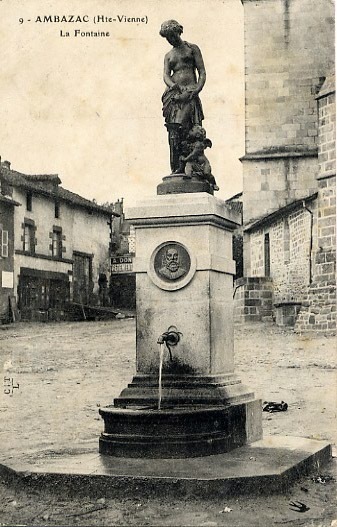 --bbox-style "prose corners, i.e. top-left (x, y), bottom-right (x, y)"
top-left (0, 319), bottom-right (336, 526)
